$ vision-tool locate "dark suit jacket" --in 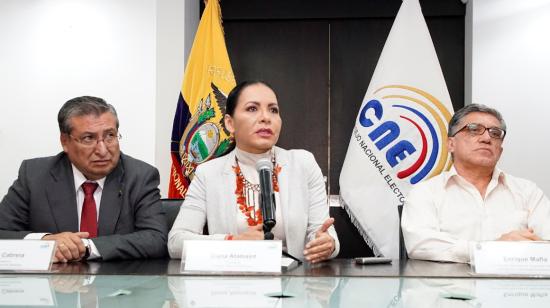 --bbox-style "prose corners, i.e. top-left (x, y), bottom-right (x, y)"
top-left (0, 152), bottom-right (167, 260)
